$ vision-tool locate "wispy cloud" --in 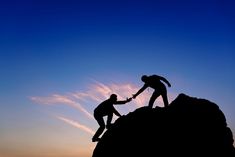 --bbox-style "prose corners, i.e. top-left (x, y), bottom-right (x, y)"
top-left (71, 81), bottom-right (151, 107)
top-left (31, 81), bottom-right (155, 114)
top-left (31, 94), bottom-right (74, 105)
top-left (56, 116), bottom-right (95, 135)
top-left (30, 94), bottom-right (93, 119)
top-left (30, 81), bottom-right (173, 135)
